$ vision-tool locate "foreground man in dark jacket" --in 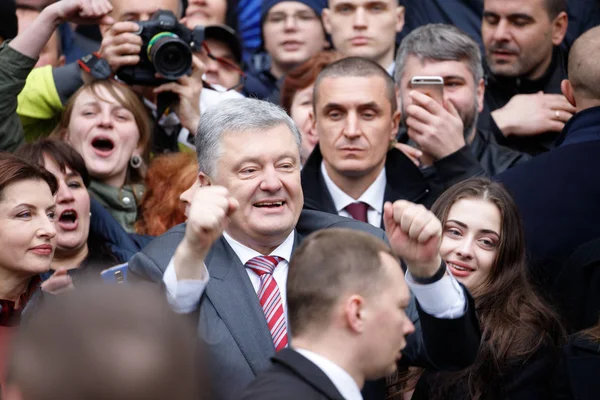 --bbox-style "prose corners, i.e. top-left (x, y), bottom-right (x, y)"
top-left (395, 24), bottom-right (529, 179)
